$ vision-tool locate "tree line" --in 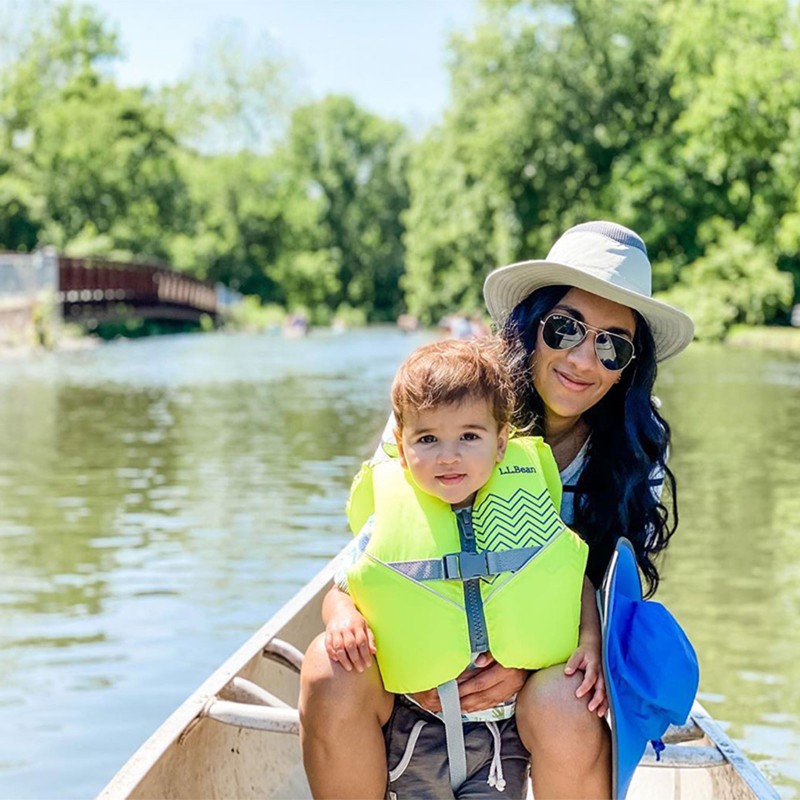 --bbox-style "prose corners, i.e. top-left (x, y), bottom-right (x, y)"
top-left (1, 0), bottom-right (798, 337)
